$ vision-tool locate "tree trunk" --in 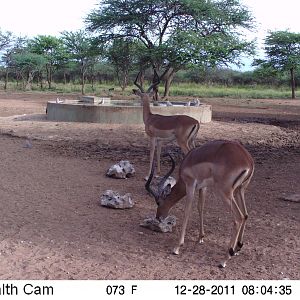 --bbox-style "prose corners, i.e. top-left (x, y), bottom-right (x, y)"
top-left (91, 75), bottom-right (95, 92)
top-left (63, 71), bottom-right (67, 85)
top-left (163, 68), bottom-right (176, 99)
top-left (39, 72), bottom-right (44, 89)
top-left (81, 71), bottom-right (85, 95)
top-left (25, 72), bottom-right (34, 91)
top-left (4, 69), bottom-right (8, 90)
top-left (116, 67), bottom-right (122, 90)
top-left (151, 66), bottom-right (160, 102)
top-left (290, 68), bottom-right (296, 99)
top-left (81, 61), bottom-right (86, 95)
top-left (140, 71), bottom-right (146, 91)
